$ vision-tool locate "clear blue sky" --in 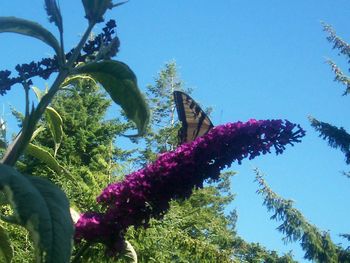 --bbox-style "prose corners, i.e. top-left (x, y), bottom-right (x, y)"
top-left (1, 1), bottom-right (350, 261)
